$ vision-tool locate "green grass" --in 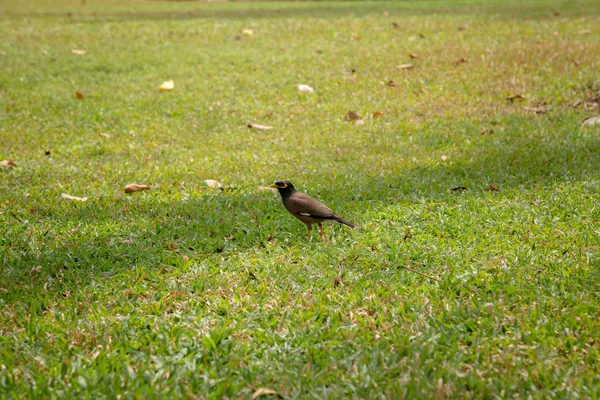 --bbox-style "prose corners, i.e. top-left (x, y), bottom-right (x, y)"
top-left (1, 0), bottom-right (600, 398)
